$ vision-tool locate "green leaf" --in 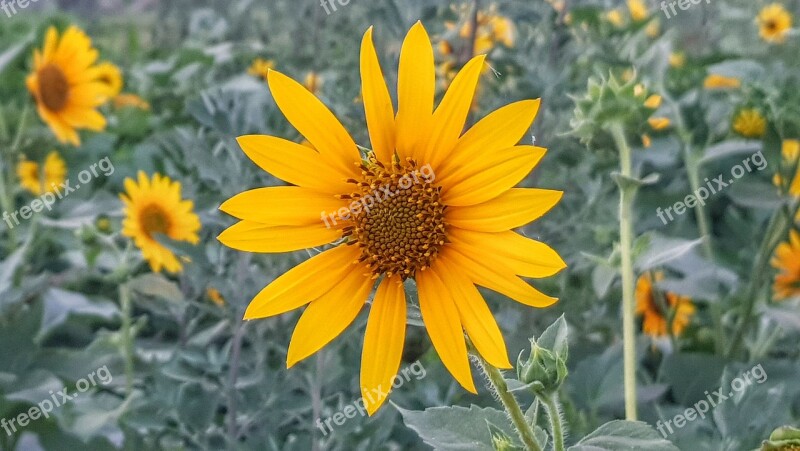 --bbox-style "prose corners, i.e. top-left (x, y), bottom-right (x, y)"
top-left (699, 140), bottom-right (762, 165)
top-left (536, 314), bottom-right (569, 360)
top-left (128, 273), bottom-right (184, 303)
top-left (635, 234), bottom-right (704, 271)
top-left (569, 420), bottom-right (680, 450)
